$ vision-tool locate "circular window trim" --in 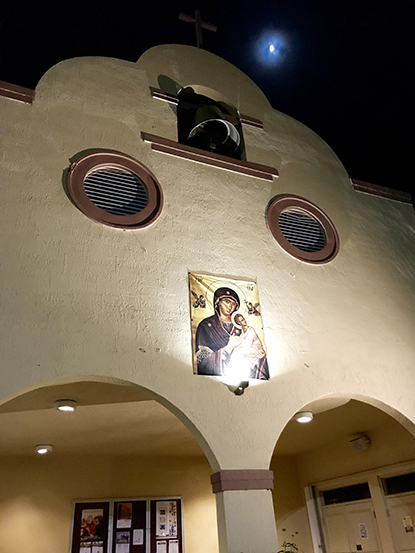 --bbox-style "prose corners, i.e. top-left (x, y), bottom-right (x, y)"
top-left (267, 196), bottom-right (339, 263)
top-left (67, 152), bottom-right (163, 229)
